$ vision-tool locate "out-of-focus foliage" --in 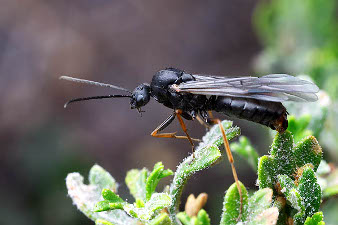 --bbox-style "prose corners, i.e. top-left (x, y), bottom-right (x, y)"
top-left (254, 0), bottom-right (338, 94)
top-left (230, 136), bottom-right (259, 171)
